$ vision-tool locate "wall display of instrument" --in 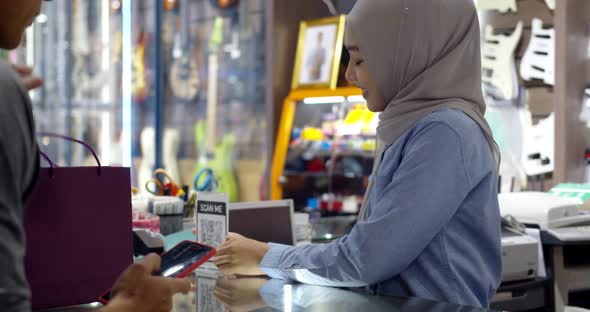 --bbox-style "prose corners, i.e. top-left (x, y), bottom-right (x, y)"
top-left (477, 0), bottom-right (554, 12)
top-left (476, 0), bottom-right (517, 13)
top-left (71, 0), bottom-right (90, 99)
top-left (132, 31), bottom-right (149, 103)
top-left (194, 17), bottom-right (239, 202)
top-left (580, 88), bottom-right (590, 128)
top-left (211, 0), bottom-right (238, 9)
top-left (72, 0), bottom-right (110, 100)
top-left (481, 21), bottom-right (523, 100)
top-left (545, 0), bottom-right (555, 10)
top-left (164, 0), bottom-right (177, 11)
top-left (169, 0), bottom-right (201, 101)
top-left (520, 18), bottom-right (555, 86)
